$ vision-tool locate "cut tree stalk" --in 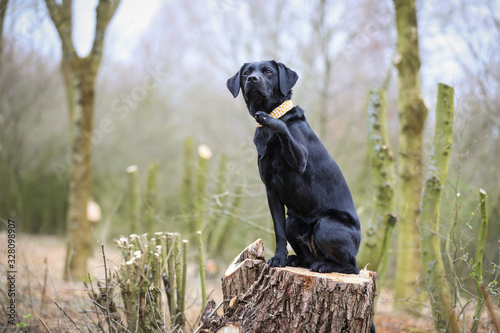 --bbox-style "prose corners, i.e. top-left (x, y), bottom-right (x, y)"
top-left (126, 165), bottom-right (141, 234)
top-left (213, 184), bottom-right (244, 257)
top-left (471, 189), bottom-right (489, 333)
top-left (197, 230), bottom-right (207, 310)
top-left (144, 161), bottom-right (159, 235)
top-left (358, 88), bottom-right (397, 279)
top-left (419, 83), bottom-right (455, 331)
top-left (175, 239), bottom-right (189, 330)
top-left (198, 239), bottom-right (376, 333)
top-left (182, 137), bottom-right (195, 215)
top-left (393, 0), bottom-right (428, 309)
top-left (193, 145), bottom-right (212, 240)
